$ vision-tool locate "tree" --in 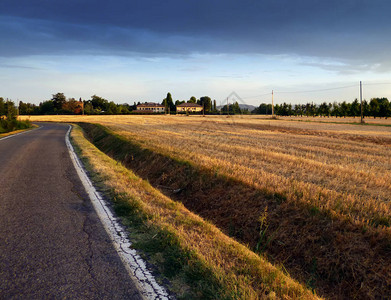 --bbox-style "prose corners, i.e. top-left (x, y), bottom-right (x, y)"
top-left (0, 97), bottom-right (5, 119)
top-left (19, 101), bottom-right (27, 115)
top-left (18, 101), bottom-right (37, 115)
top-left (287, 103), bottom-right (293, 116)
top-left (62, 98), bottom-right (83, 114)
top-left (188, 96), bottom-right (197, 103)
top-left (377, 98), bottom-right (390, 118)
top-left (162, 92), bottom-right (175, 113)
top-left (340, 101), bottom-right (349, 117)
top-left (253, 103), bottom-right (272, 114)
top-left (275, 102), bottom-right (293, 116)
top-left (362, 99), bottom-right (370, 117)
top-left (52, 93), bottom-right (66, 111)
top-left (130, 102), bottom-right (138, 111)
top-left (318, 102), bottom-right (330, 117)
top-left (369, 98), bottom-right (380, 118)
top-left (331, 102), bottom-right (340, 117)
top-left (304, 103), bottom-right (315, 117)
top-left (118, 104), bottom-right (131, 114)
top-left (40, 100), bottom-right (55, 114)
top-left (349, 99), bottom-right (360, 117)
top-left (91, 95), bottom-right (109, 112)
top-left (83, 102), bottom-right (94, 115)
top-left (222, 102), bottom-right (241, 114)
top-left (5, 100), bottom-right (17, 120)
top-left (107, 101), bottom-right (118, 114)
top-left (232, 102), bottom-right (241, 113)
top-left (274, 104), bottom-right (281, 115)
top-left (293, 104), bottom-right (305, 117)
top-left (199, 96), bottom-right (212, 112)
